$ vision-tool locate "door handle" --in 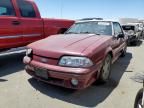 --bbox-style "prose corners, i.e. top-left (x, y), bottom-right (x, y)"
top-left (12, 21), bottom-right (21, 25)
